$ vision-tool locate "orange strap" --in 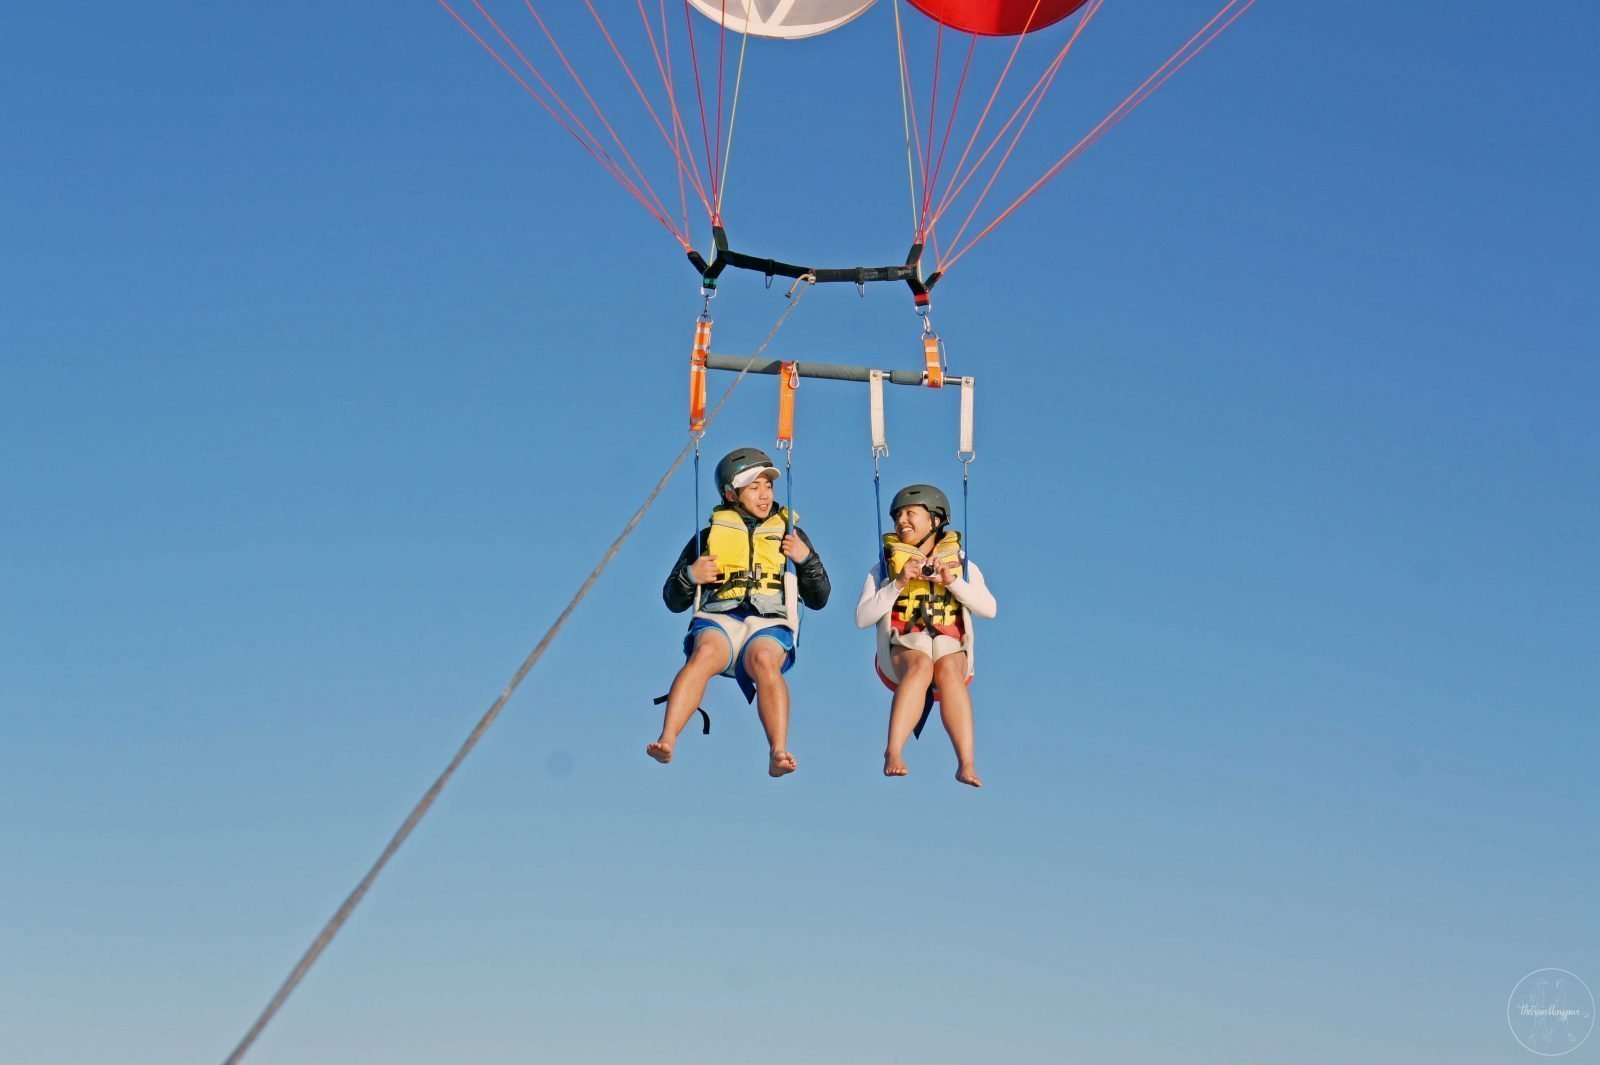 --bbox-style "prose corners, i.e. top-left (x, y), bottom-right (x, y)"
top-left (776, 361), bottom-right (799, 446)
top-left (689, 318), bottom-right (712, 433)
top-left (923, 335), bottom-right (945, 389)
